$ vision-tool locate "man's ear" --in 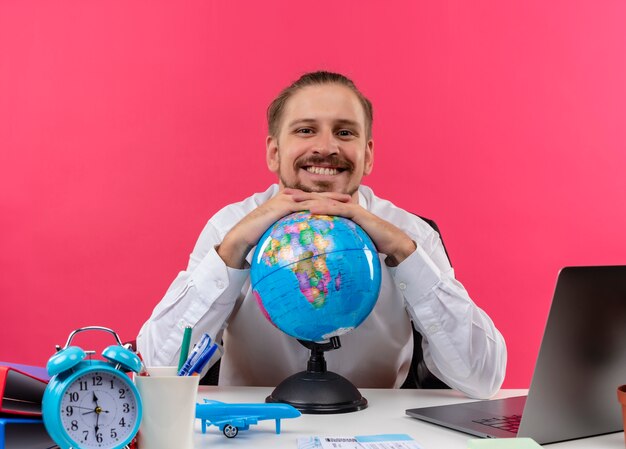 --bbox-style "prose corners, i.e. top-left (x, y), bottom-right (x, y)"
top-left (266, 135), bottom-right (280, 173)
top-left (363, 139), bottom-right (374, 176)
